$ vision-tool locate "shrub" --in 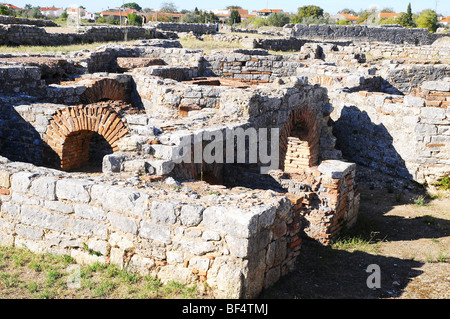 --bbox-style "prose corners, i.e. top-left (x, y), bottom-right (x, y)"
top-left (416, 9), bottom-right (438, 32)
